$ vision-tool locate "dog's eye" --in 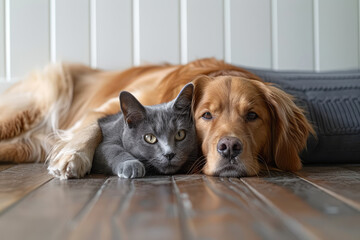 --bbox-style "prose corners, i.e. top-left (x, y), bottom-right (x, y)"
top-left (202, 112), bottom-right (213, 120)
top-left (246, 112), bottom-right (258, 121)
